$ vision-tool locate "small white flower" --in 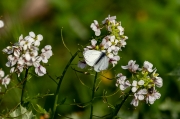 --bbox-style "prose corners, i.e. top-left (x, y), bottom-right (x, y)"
top-left (143, 61), bottom-right (153, 72)
top-left (122, 60), bottom-right (139, 73)
top-left (102, 15), bottom-right (116, 24)
top-left (136, 89), bottom-right (147, 100)
top-left (152, 70), bottom-right (163, 88)
top-left (0, 70), bottom-right (5, 78)
top-left (34, 34), bottom-right (43, 46)
top-left (19, 39), bottom-right (32, 50)
top-left (40, 45), bottom-right (53, 63)
top-left (138, 89), bottom-right (148, 94)
top-left (117, 25), bottom-right (124, 35)
top-left (154, 77), bottom-right (163, 88)
top-left (78, 60), bottom-right (87, 69)
top-left (90, 20), bottom-right (101, 36)
top-left (35, 65), bottom-right (46, 76)
top-left (86, 39), bottom-right (97, 49)
top-left (110, 55), bottom-right (120, 67)
top-left (131, 80), bottom-right (138, 92)
top-left (130, 96), bottom-right (139, 107)
top-left (2, 75), bottom-right (11, 88)
top-left (120, 39), bottom-right (127, 48)
top-left (116, 73), bottom-right (131, 90)
top-left (33, 56), bottom-right (42, 68)
top-left (0, 20), bottom-right (4, 28)
top-left (2, 46), bottom-right (13, 54)
top-left (10, 67), bottom-right (15, 73)
top-left (6, 55), bottom-right (18, 67)
top-left (146, 90), bottom-right (161, 104)
top-left (132, 80), bottom-right (137, 86)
